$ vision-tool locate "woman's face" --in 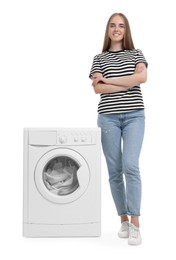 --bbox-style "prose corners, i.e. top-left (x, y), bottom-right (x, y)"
top-left (108, 15), bottom-right (125, 44)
